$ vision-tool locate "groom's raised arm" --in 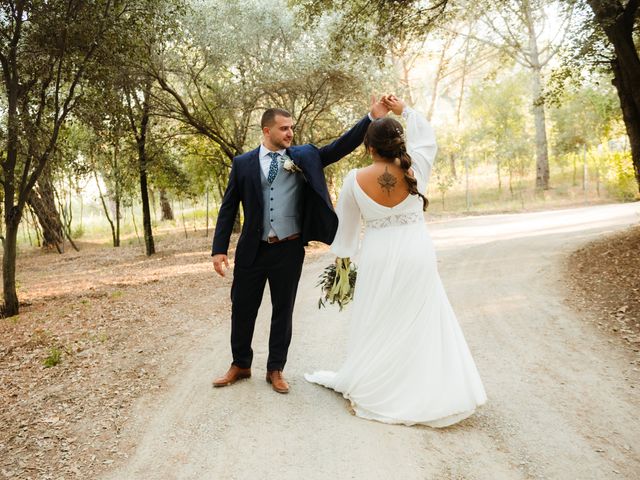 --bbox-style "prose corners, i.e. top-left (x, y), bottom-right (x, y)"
top-left (317, 115), bottom-right (372, 168)
top-left (317, 96), bottom-right (389, 168)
